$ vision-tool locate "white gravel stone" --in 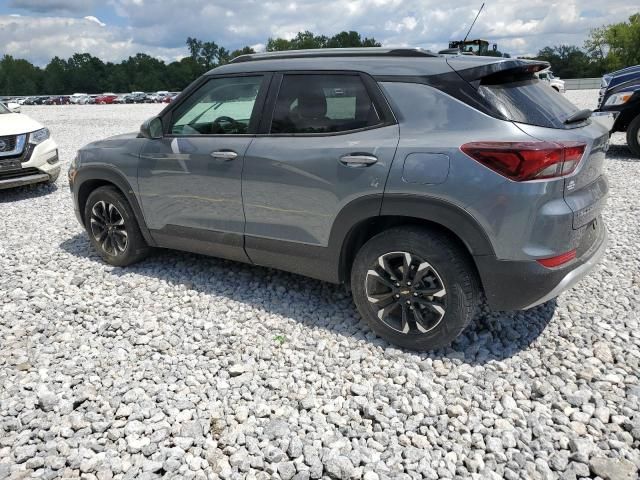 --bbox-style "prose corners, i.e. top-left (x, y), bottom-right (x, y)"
top-left (0, 93), bottom-right (639, 479)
